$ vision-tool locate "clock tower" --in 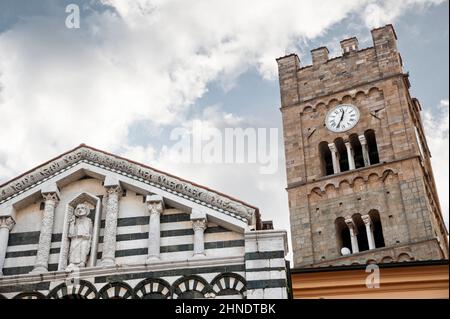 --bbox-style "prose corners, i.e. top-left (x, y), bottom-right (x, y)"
top-left (276, 24), bottom-right (449, 268)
